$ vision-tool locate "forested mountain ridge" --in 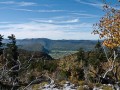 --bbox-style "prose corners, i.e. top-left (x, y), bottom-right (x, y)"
top-left (3, 38), bottom-right (99, 52)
